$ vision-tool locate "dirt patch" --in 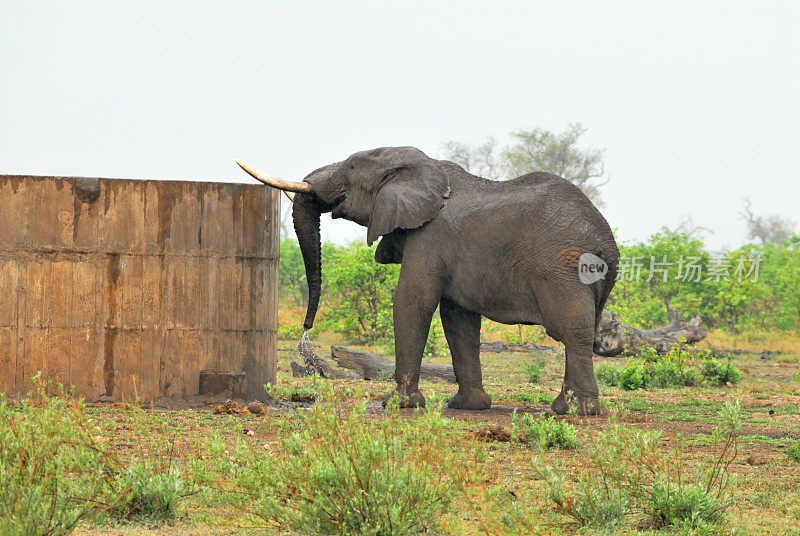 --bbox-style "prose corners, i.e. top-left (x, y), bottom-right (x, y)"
top-left (473, 424), bottom-right (512, 442)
